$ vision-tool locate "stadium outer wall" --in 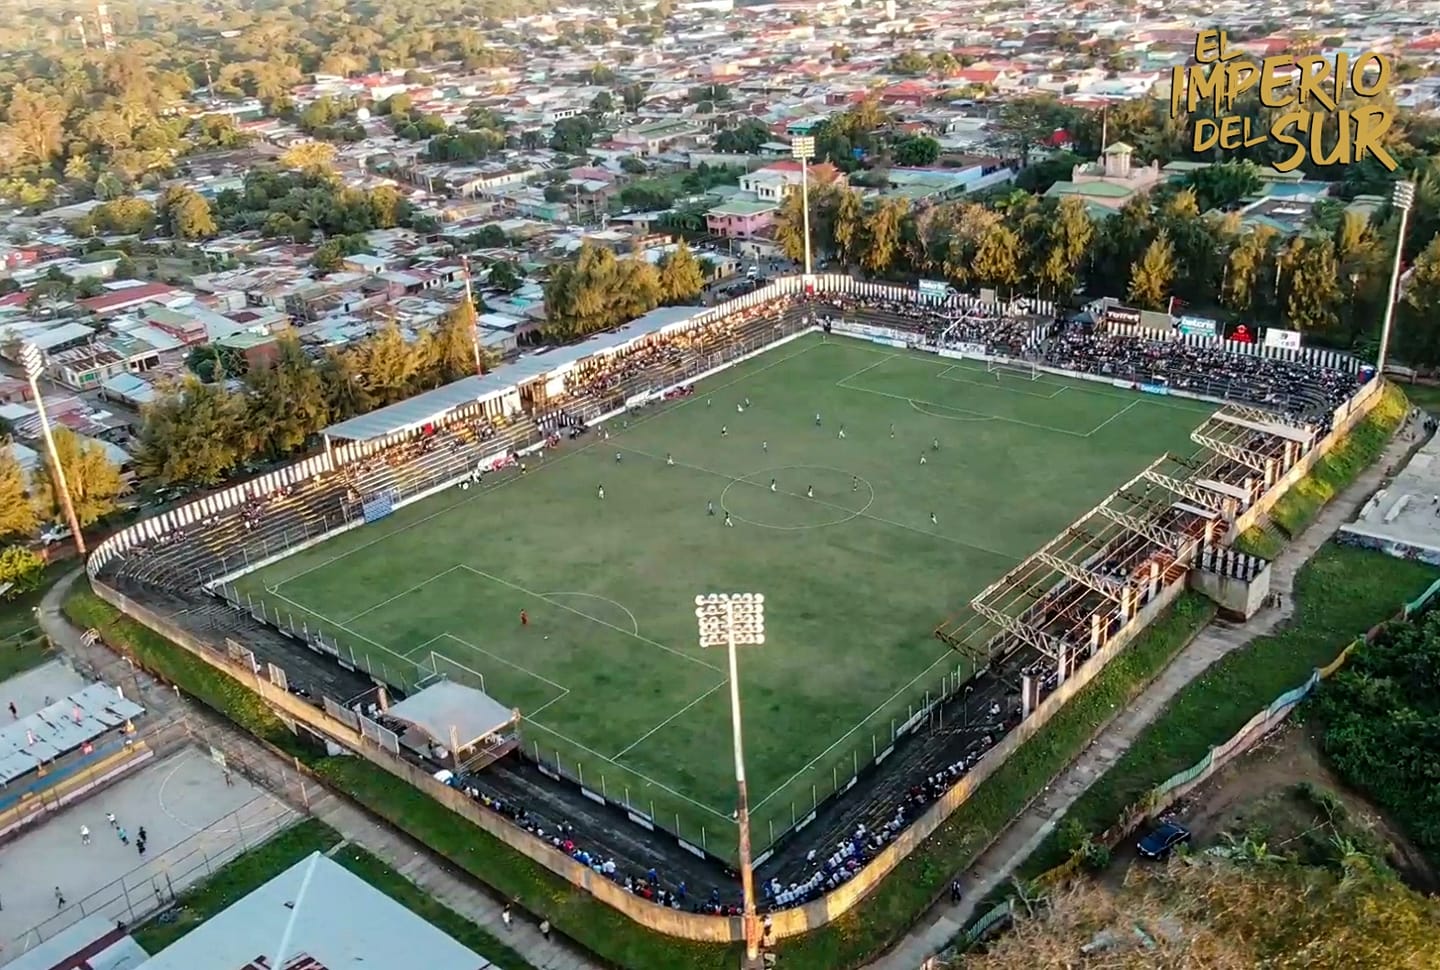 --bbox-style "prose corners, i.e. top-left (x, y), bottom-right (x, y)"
top-left (82, 275), bottom-right (1388, 945)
